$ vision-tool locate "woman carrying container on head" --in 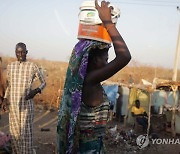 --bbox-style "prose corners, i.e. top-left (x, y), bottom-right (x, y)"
top-left (57, 0), bottom-right (131, 153)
